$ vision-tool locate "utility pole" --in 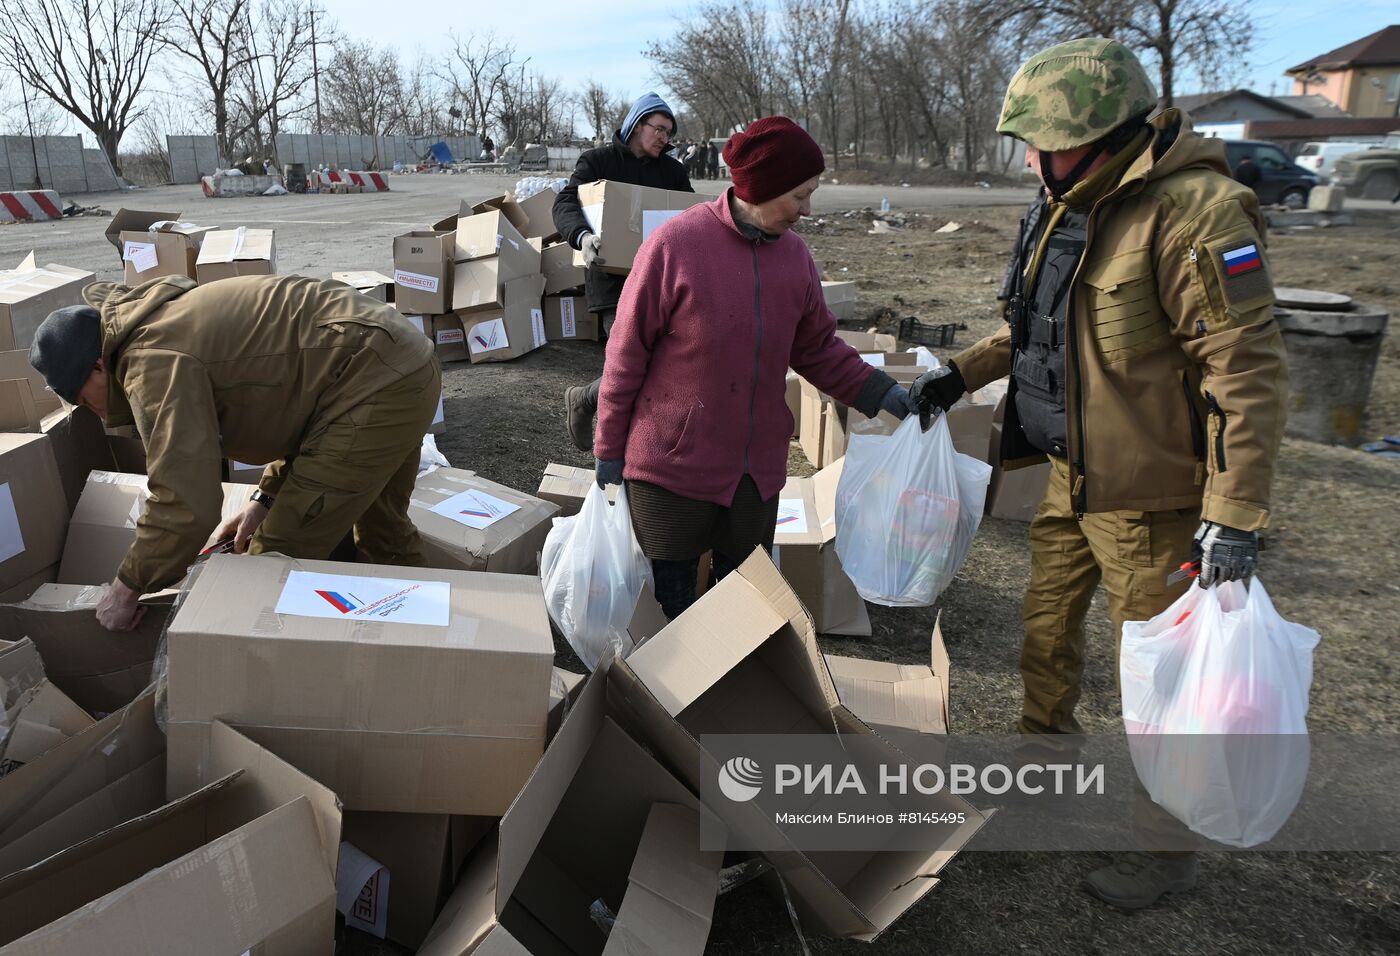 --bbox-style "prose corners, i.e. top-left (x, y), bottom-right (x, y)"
top-left (311, 5), bottom-right (323, 133)
top-left (20, 82), bottom-right (43, 190)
